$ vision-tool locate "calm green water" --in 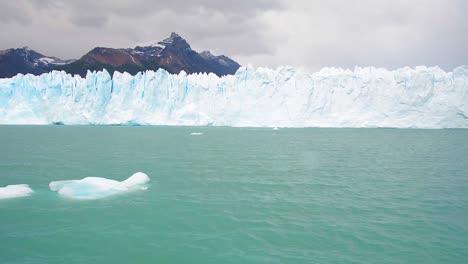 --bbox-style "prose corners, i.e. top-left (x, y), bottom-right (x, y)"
top-left (1, 126), bottom-right (467, 263)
